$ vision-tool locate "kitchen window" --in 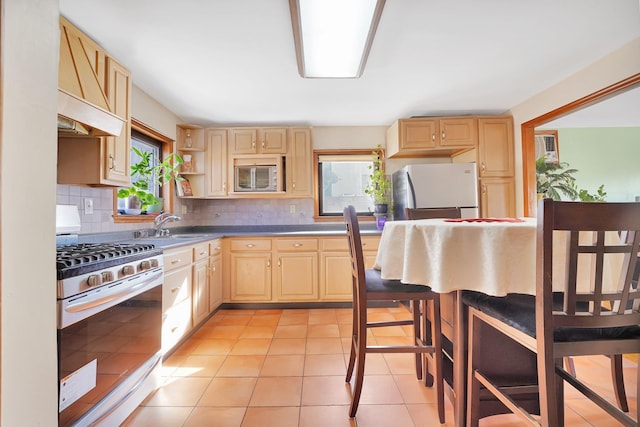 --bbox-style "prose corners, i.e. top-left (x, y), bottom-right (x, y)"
top-left (113, 119), bottom-right (175, 223)
top-left (315, 150), bottom-right (376, 218)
